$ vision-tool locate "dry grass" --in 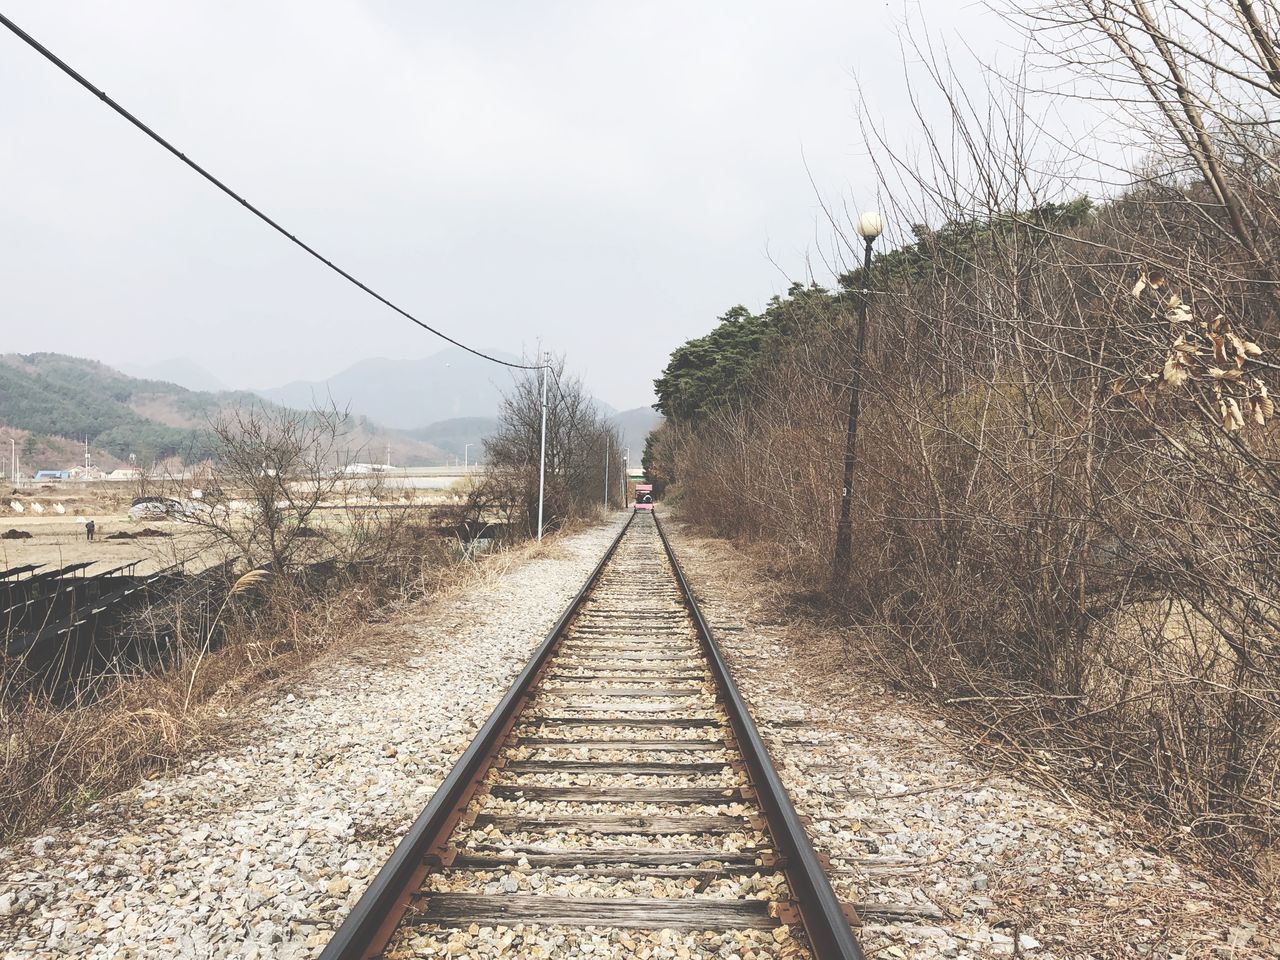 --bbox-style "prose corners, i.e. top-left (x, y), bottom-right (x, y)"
top-left (0, 523), bottom-right (571, 843)
top-left (664, 514), bottom-right (1280, 916)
